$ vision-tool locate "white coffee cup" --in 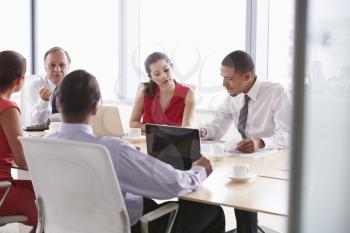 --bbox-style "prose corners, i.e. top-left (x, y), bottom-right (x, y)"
top-left (232, 163), bottom-right (249, 178)
top-left (128, 128), bottom-right (141, 138)
top-left (49, 122), bottom-right (61, 133)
